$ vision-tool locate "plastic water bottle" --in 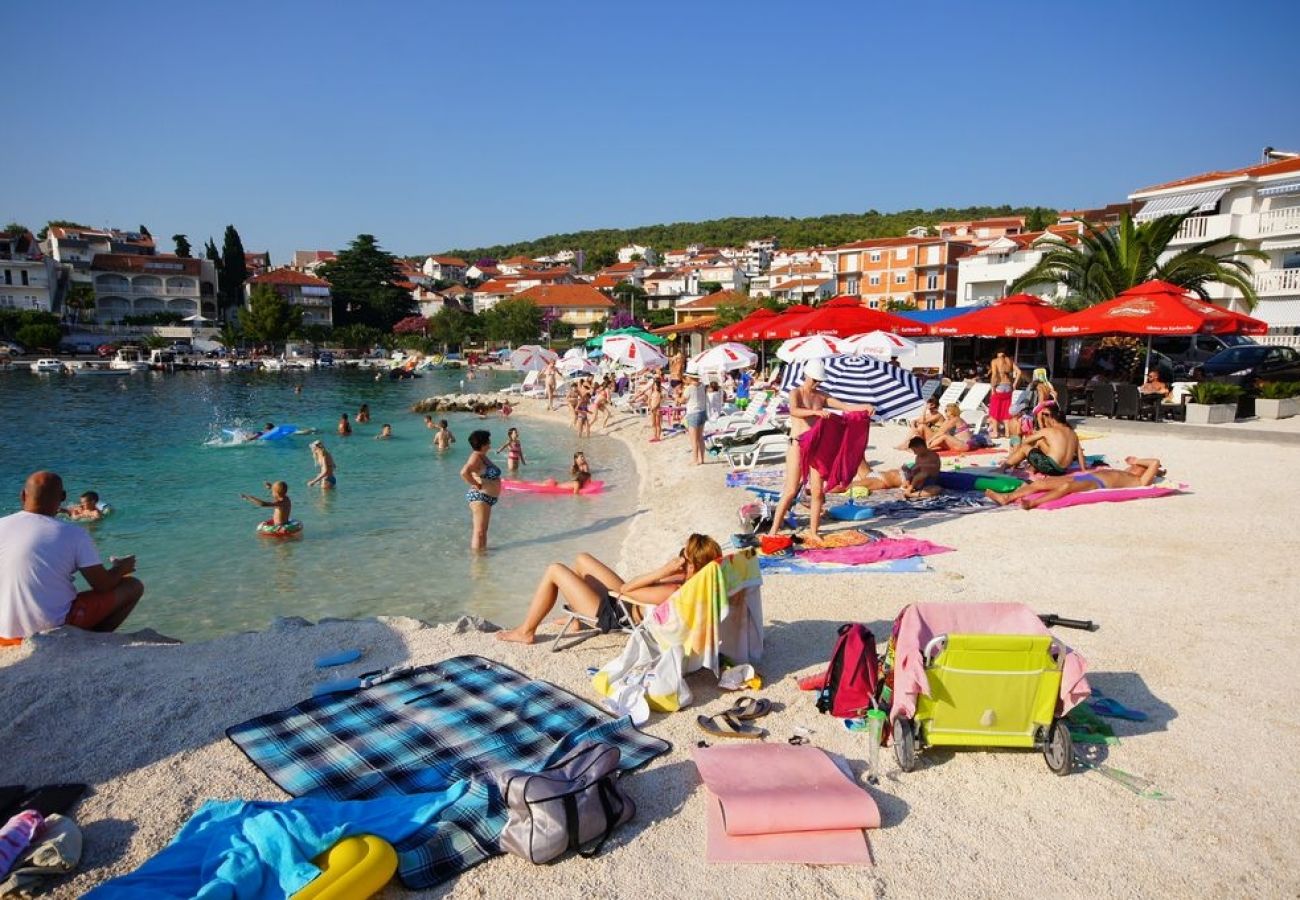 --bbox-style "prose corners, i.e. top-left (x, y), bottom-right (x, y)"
top-left (865, 708), bottom-right (888, 783)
